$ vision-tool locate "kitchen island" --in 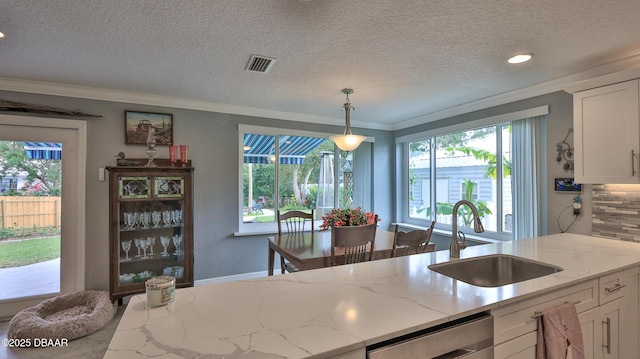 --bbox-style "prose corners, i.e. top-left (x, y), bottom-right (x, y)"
top-left (104, 233), bottom-right (640, 358)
